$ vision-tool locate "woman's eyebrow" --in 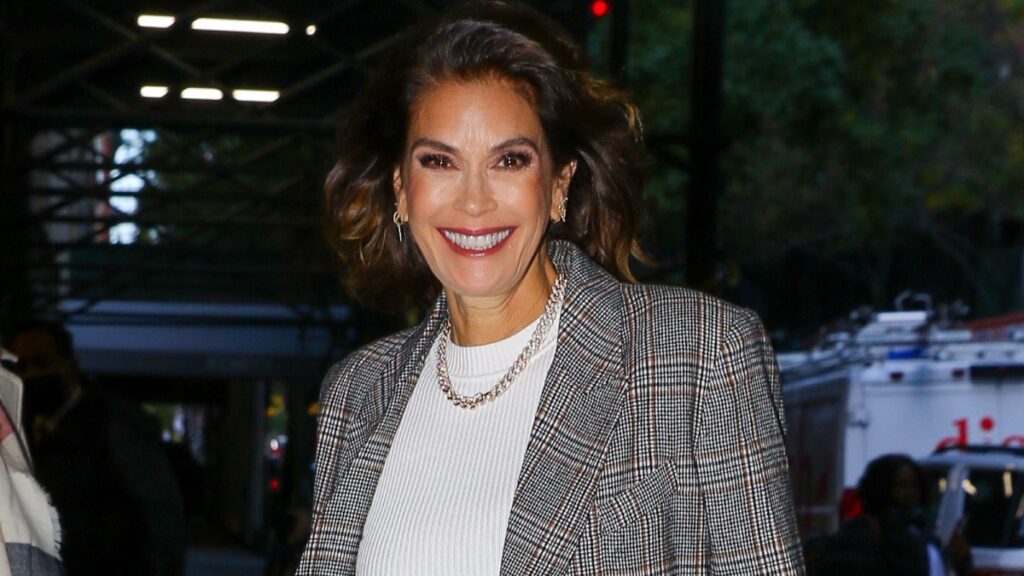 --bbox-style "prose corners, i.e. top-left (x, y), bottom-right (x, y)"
top-left (410, 138), bottom-right (457, 154)
top-left (490, 137), bottom-right (539, 154)
top-left (409, 136), bottom-right (540, 155)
